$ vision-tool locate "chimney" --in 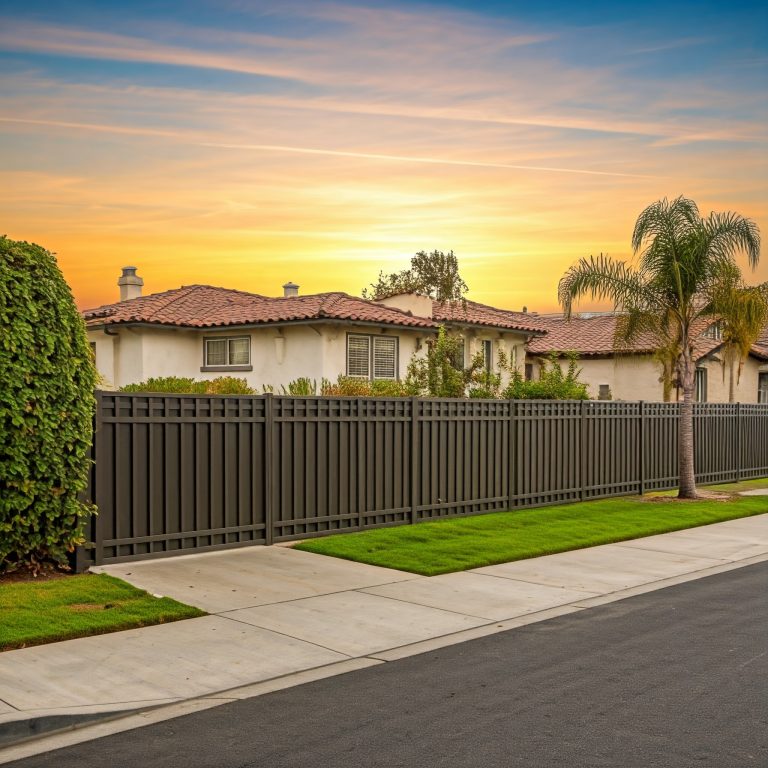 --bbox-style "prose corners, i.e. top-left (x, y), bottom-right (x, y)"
top-left (282, 281), bottom-right (299, 298)
top-left (118, 266), bottom-right (143, 301)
